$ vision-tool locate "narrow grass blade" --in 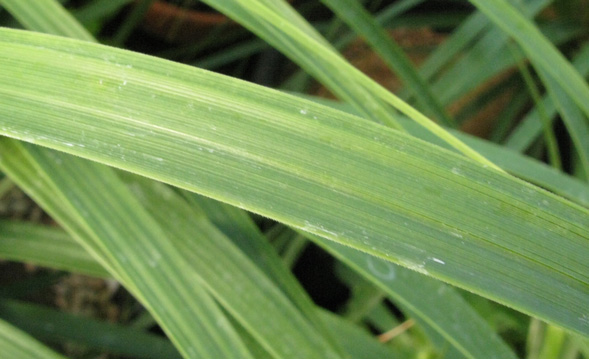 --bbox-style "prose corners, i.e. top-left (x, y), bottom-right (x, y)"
top-left (335, 264), bottom-right (466, 358)
top-left (0, 318), bottom-right (66, 359)
top-left (193, 39), bottom-right (268, 70)
top-left (111, 0), bottom-right (156, 46)
top-left (536, 67), bottom-right (589, 177)
top-left (417, 11), bottom-right (490, 82)
top-left (205, 0), bottom-right (403, 128)
top-left (319, 310), bottom-right (404, 359)
top-left (505, 43), bottom-right (589, 152)
top-left (0, 3), bottom-right (256, 357)
top-left (0, 0), bottom-right (94, 41)
top-left (509, 42), bottom-right (561, 170)
top-left (284, 0), bottom-right (427, 93)
top-left (0, 299), bottom-right (181, 359)
top-left (488, 85), bottom-right (529, 143)
top-left (320, 0), bottom-right (454, 126)
top-left (72, 0), bottom-right (134, 25)
top-left (423, 0), bottom-right (552, 107)
top-left (0, 141), bottom-right (255, 359)
top-left (0, 220), bottom-right (109, 278)
top-left (338, 266), bottom-right (385, 323)
top-left (0, 212), bottom-right (345, 359)
top-left (313, 235), bottom-right (518, 359)
top-left (468, 0), bottom-right (589, 120)
top-left (121, 175), bottom-right (345, 359)
top-left (300, 94), bottom-right (589, 208)
top-left (0, 216), bottom-right (345, 359)
top-left (0, 29), bottom-right (587, 335)
top-left (182, 194), bottom-right (337, 341)
top-left (203, 0), bottom-right (499, 168)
